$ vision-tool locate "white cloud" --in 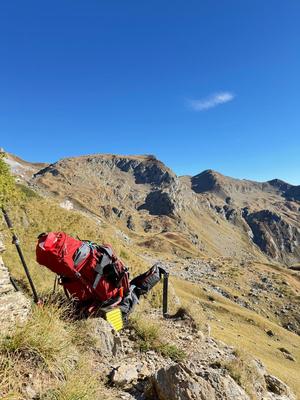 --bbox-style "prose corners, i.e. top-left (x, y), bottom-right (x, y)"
top-left (188, 92), bottom-right (235, 111)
